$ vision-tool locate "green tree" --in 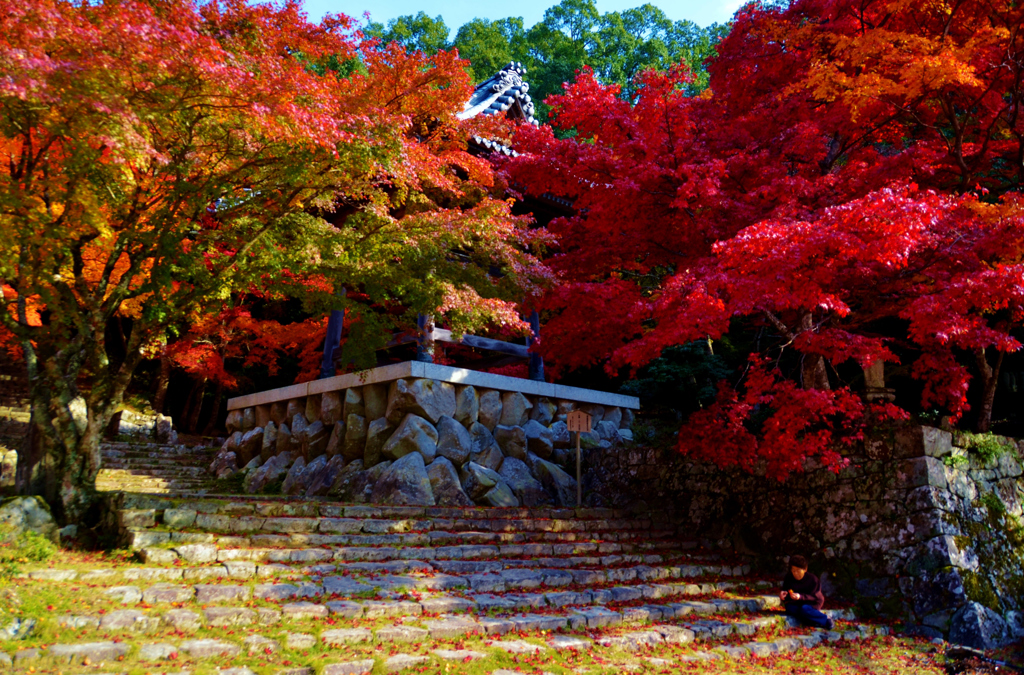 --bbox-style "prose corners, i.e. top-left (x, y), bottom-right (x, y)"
top-left (365, 11), bottom-right (451, 54)
top-left (452, 18), bottom-right (530, 83)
